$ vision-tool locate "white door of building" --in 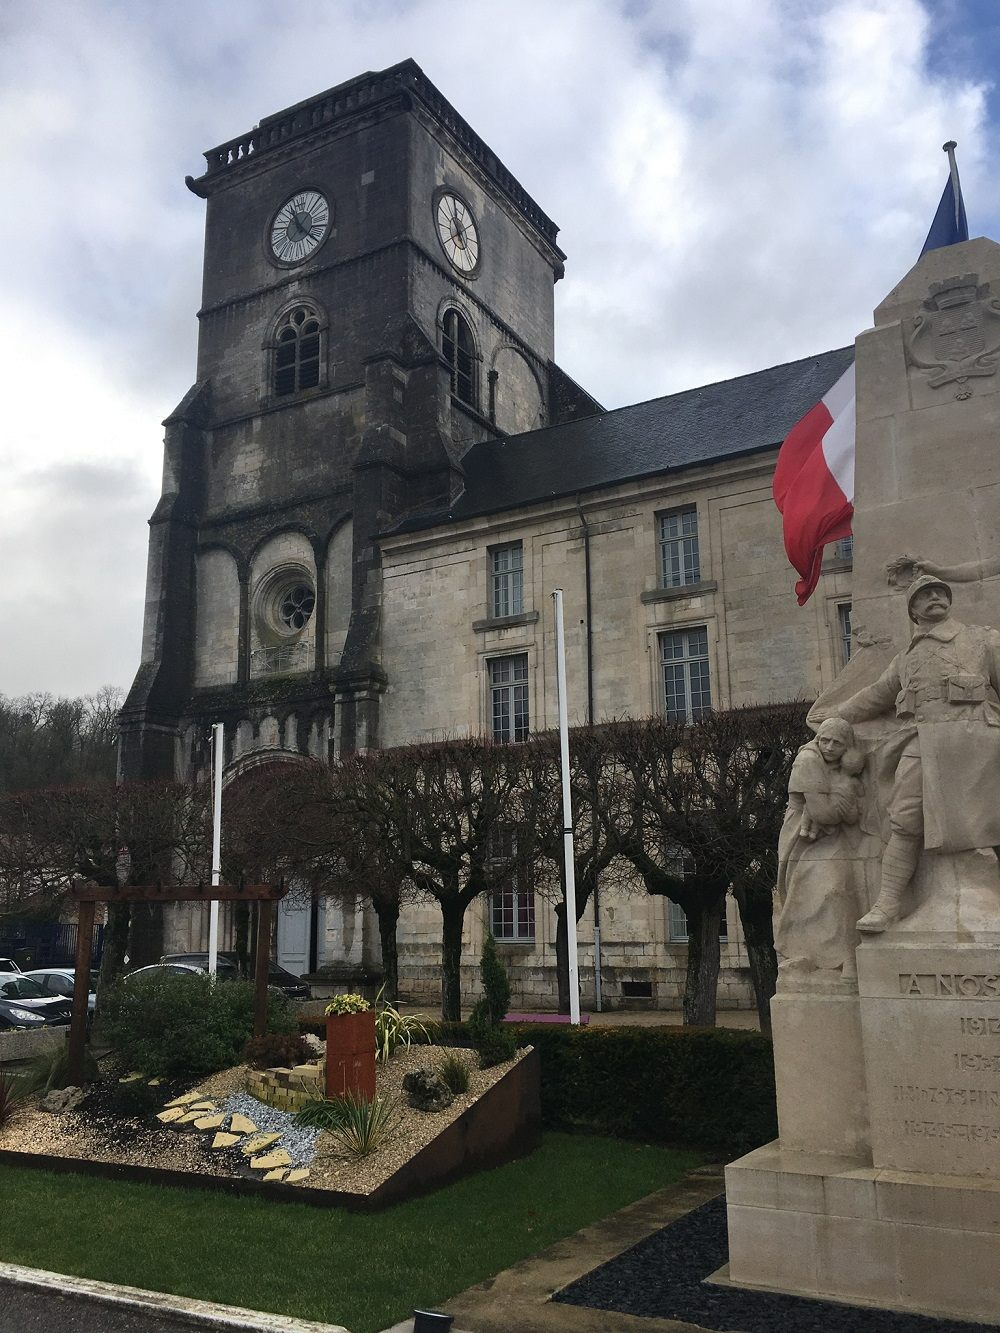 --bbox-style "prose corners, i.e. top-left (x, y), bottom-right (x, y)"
top-left (276, 895), bottom-right (310, 977)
